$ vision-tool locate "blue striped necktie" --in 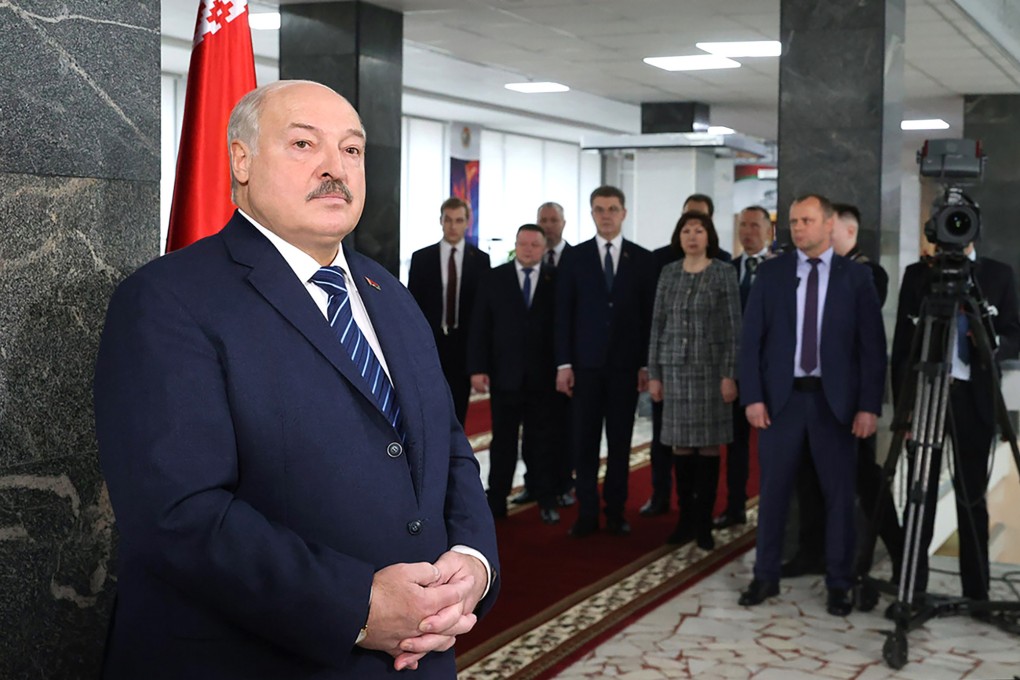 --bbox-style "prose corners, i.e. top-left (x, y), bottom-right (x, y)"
top-left (310, 266), bottom-right (403, 436)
